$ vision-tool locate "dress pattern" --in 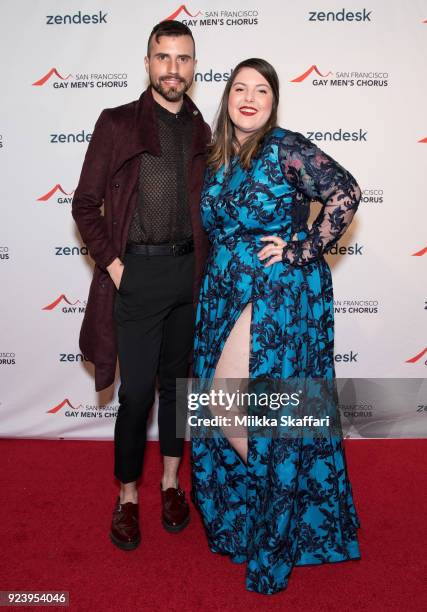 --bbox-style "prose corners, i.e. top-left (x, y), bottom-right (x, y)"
top-left (191, 127), bottom-right (362, 594)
